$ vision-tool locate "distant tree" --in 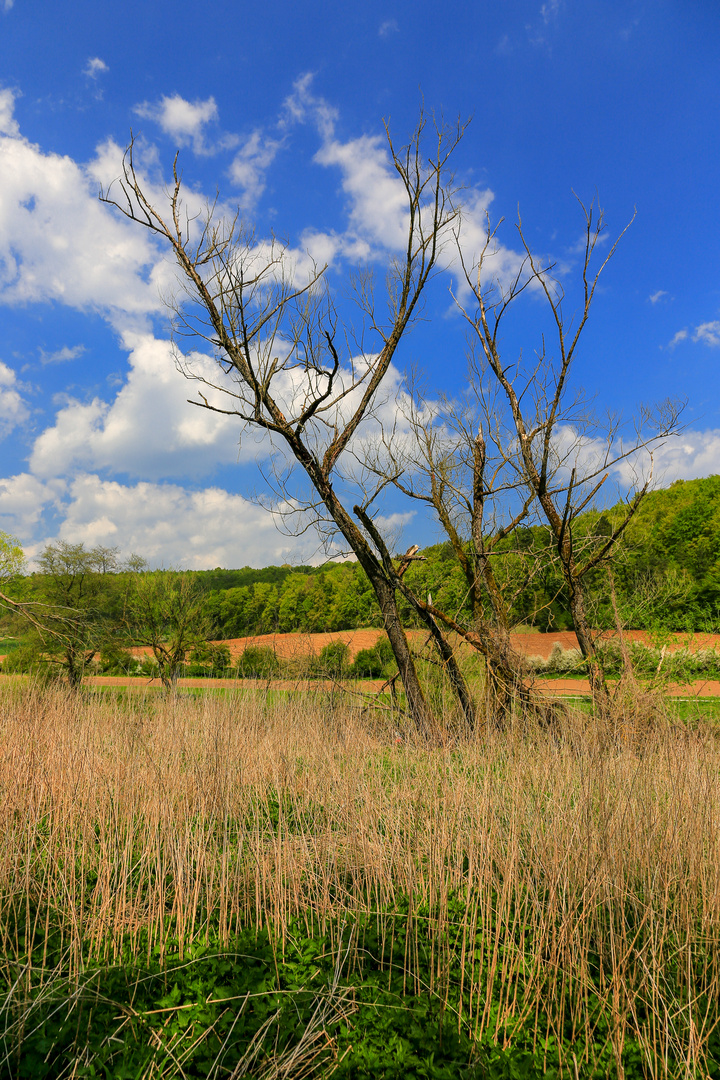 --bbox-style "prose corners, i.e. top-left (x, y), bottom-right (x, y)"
top-left (236, 645), bottom-right (280, 679)
top-left (0, 531), bottom-right (25, 586)
top-left (124, 570), bottom-right (211, 693)
top-left (8, 542), bottom-right (122, 688)
top-left (314, 640), bottom-right (350, 679)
